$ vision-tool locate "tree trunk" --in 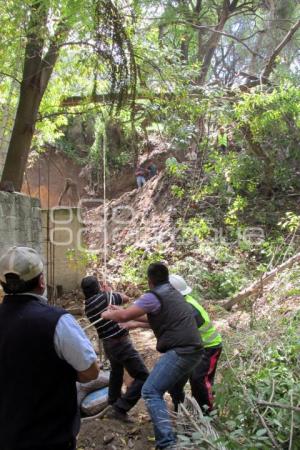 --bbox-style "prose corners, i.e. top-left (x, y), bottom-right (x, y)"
top-left (2, 77), bottom-right (43, 191)
top-left (197, 0), bottom-right (240, 84)
top-left (1, 3), bottom-right (68, 192)
top-left (197, 11), bottom-right (229, 84)
top-left (242, 124), bottom-right (274, 193)
top-left (223, 251), bottom-right (300, 310)
top-left (180, 35), bottom-right (189, 63)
